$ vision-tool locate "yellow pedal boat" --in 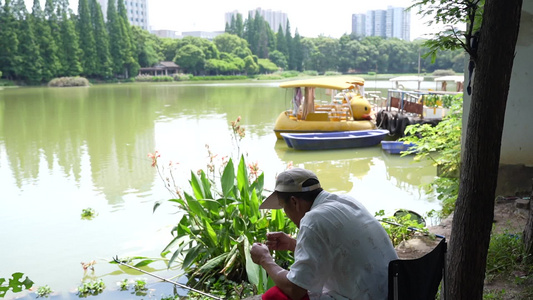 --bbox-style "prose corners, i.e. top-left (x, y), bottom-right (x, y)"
top-left (274, 77), bottom-right (376, 139)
